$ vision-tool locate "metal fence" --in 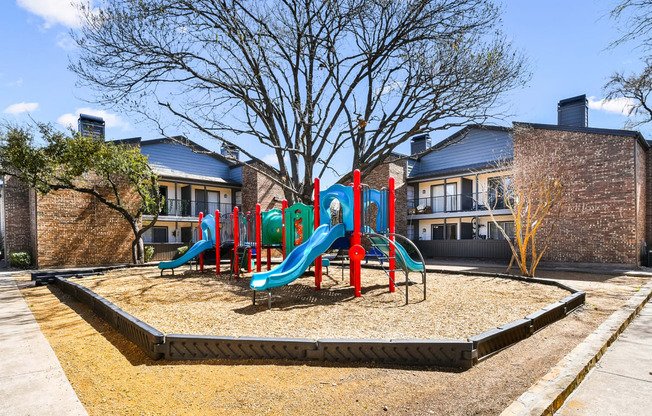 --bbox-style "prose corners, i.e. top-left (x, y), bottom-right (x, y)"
top-left (153, 199), bottom-right (239, 217)
top-left (145, 243), bottom-right (187, 261)
top-left (415, 239), bottom-right (512, 259)
top-left (407, 192), bottom-right (512, 214)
